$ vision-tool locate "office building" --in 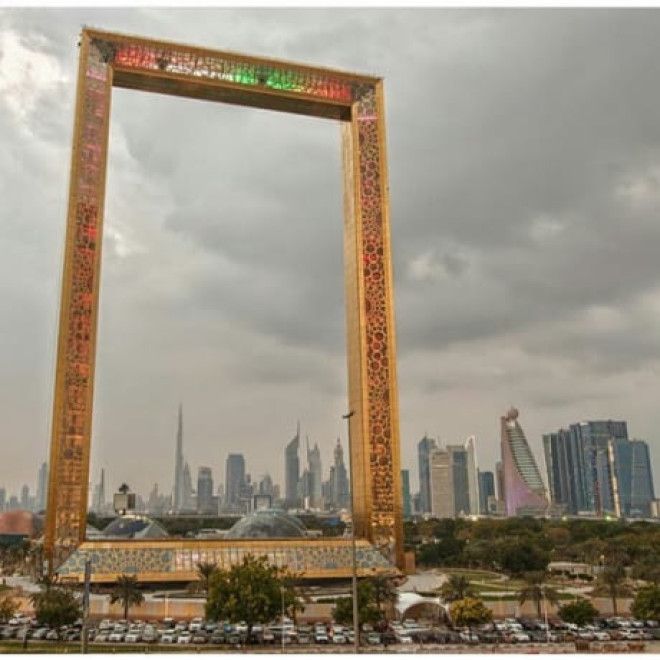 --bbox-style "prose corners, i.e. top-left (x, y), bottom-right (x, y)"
top-left (500, 407), bottom-right (548, 516)
top-left (197, 467), bottom-right (215, 515)
top-left (571, 420), bottom-right (628, 515)
top-left (182, 463), bottom-right (195, 512)
top-left (284, 424), bottom-right (300, 509)
top-left (225, 453), bottom-right (246, 511)
top-left (36, 462), bottom-right (48, 513)
top-left (418, 435), bottom-right (437, 514)
top-left (401, 469), bottom-right (412, 518)
top-left (429, 447), bottom-right (453, 518)
top-left (609, 438), bottom-right (655, 518)
top-left (306, 439), bottom-right (323, 509)
top-left (478, 470), bottom-right (495, 515)
top-left (465, 436), bottom-right (479, 516)
top-left (331, 438), bottom-right (350, 510)
top-left (544, 419), bottom-right (629, 515)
